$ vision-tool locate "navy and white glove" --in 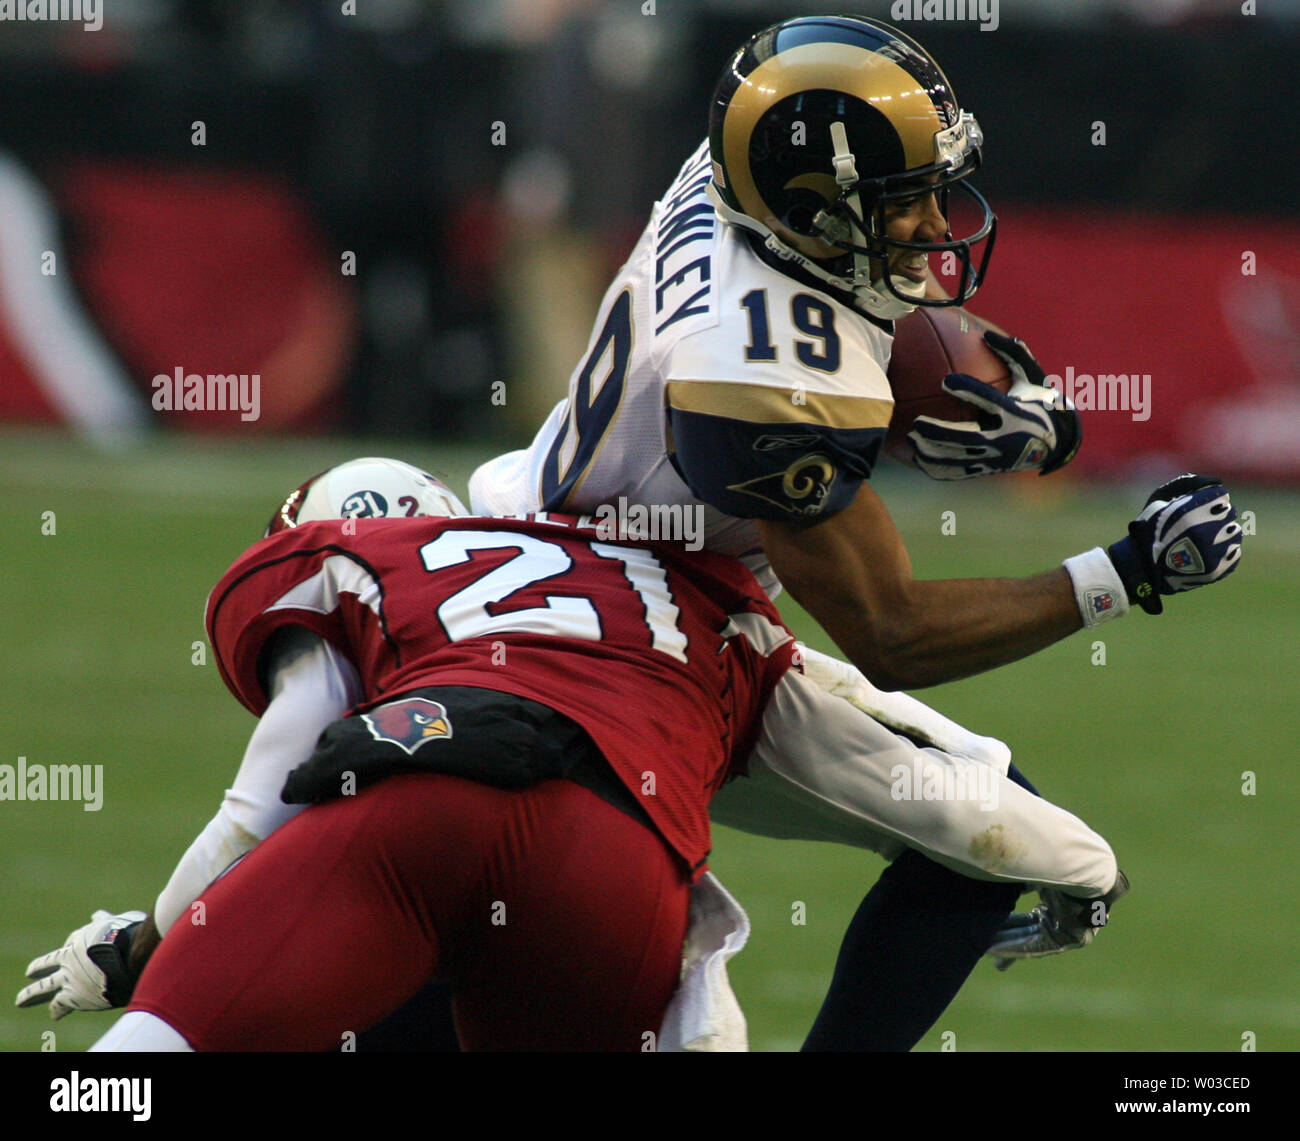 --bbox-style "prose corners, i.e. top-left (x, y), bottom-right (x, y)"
top-left (1107, 474), bottom-right (1242, 615)
top-left (988, 871), bottom-right (1130, 970)
top-left (908, 332), bottom-right (1081, 480)
top-left (16, 910), bottom-right (146, 1019)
